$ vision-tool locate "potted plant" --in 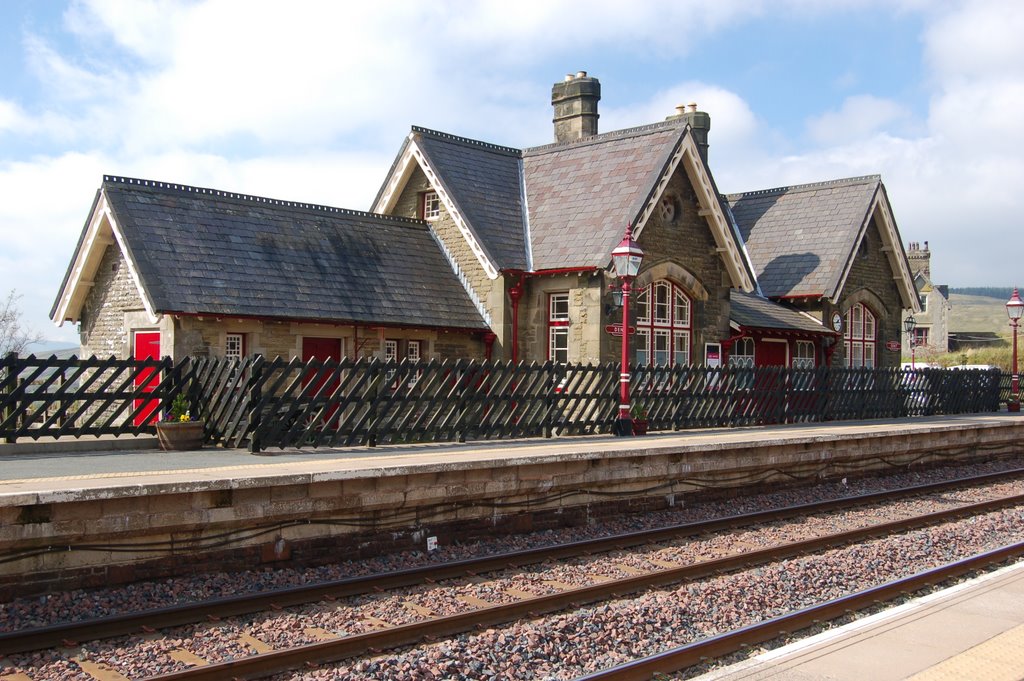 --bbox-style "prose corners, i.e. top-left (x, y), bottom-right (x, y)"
top-left (156, 393), bottom-right (205, 451)
top-left (631, 404), bottom-right (649, 435)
